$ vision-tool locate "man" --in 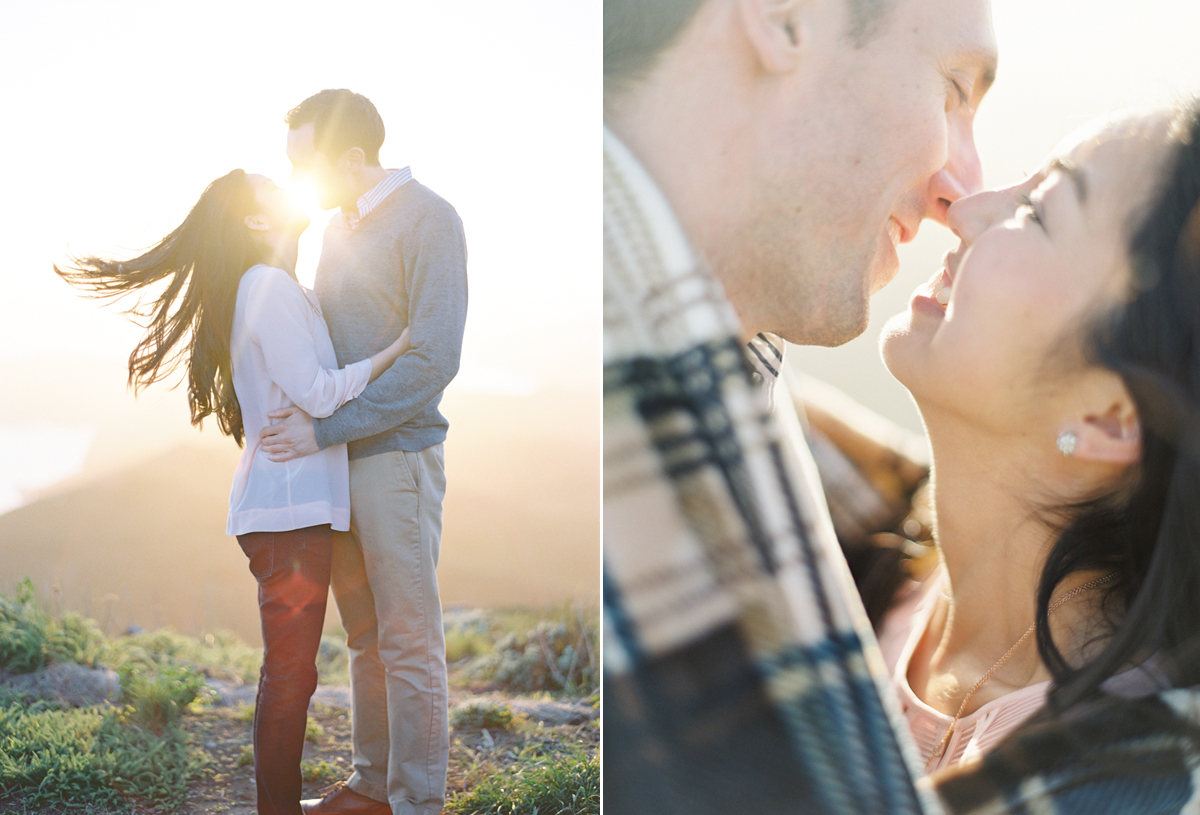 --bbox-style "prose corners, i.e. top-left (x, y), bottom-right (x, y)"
top-left (261, 89), bottom-right (467, 815)
top-left (604, 0), bottom-right (994, 812)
